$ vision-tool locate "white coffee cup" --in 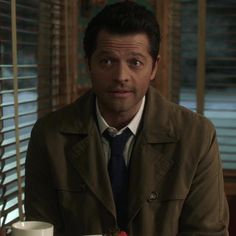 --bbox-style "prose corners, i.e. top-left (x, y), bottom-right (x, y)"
top-left (12, 221), bottom-right (53, 236)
